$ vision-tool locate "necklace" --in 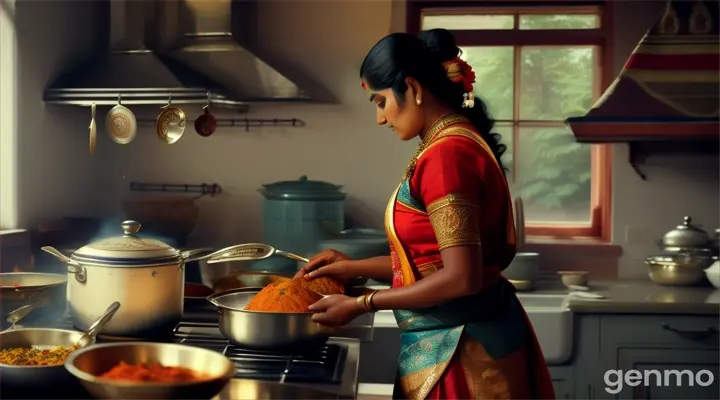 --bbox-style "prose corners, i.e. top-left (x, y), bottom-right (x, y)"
top-left (402, 113), bottom-right (468, 180)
